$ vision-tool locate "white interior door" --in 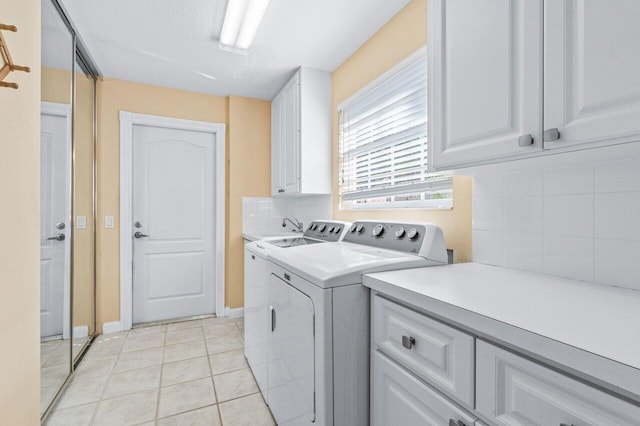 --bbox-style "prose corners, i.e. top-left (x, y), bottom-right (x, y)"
top-left (132, 124), bottom-right (216, 324)
top-left (40, 105), bottom-right (71, 338)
